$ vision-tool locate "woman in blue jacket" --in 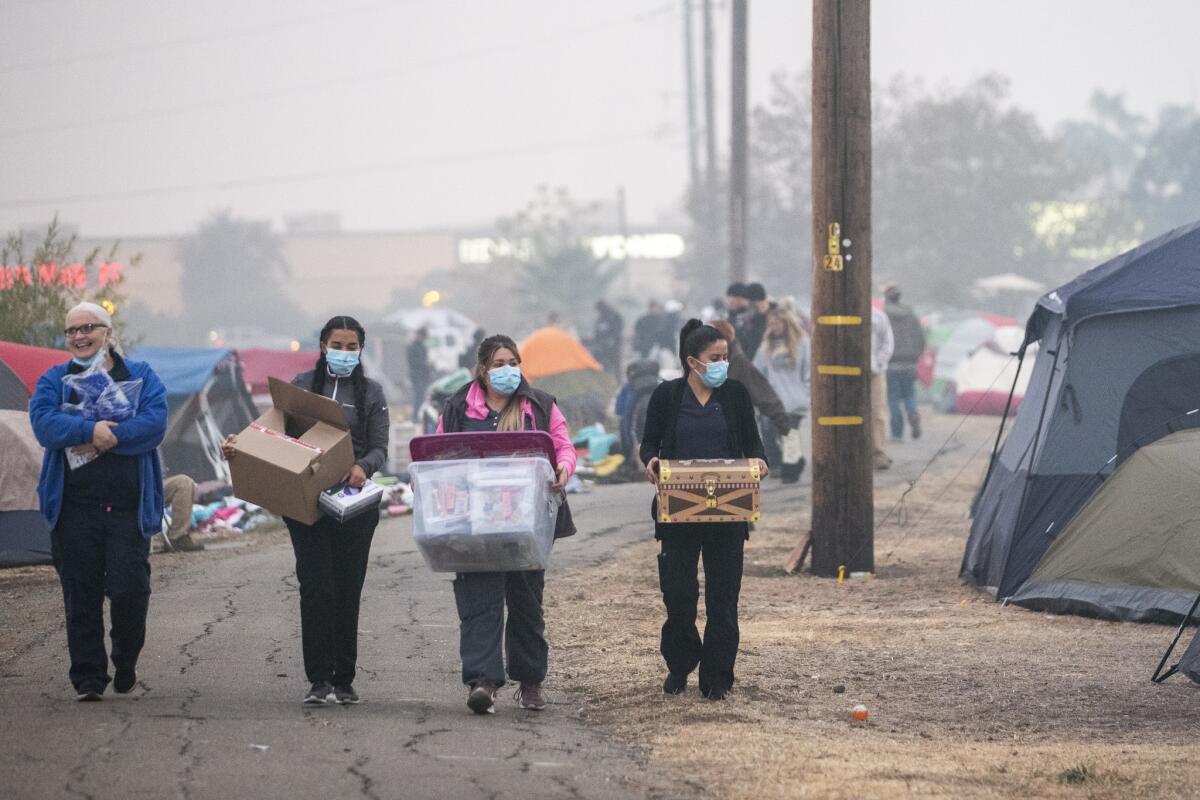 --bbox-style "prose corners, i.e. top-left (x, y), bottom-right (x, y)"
top-left (28, 302), bottom-right (168, 701)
